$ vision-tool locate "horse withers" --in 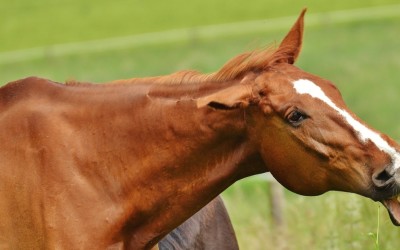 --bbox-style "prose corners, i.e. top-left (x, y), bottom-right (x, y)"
top-left (0, 9), bottom-right (399, 249)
